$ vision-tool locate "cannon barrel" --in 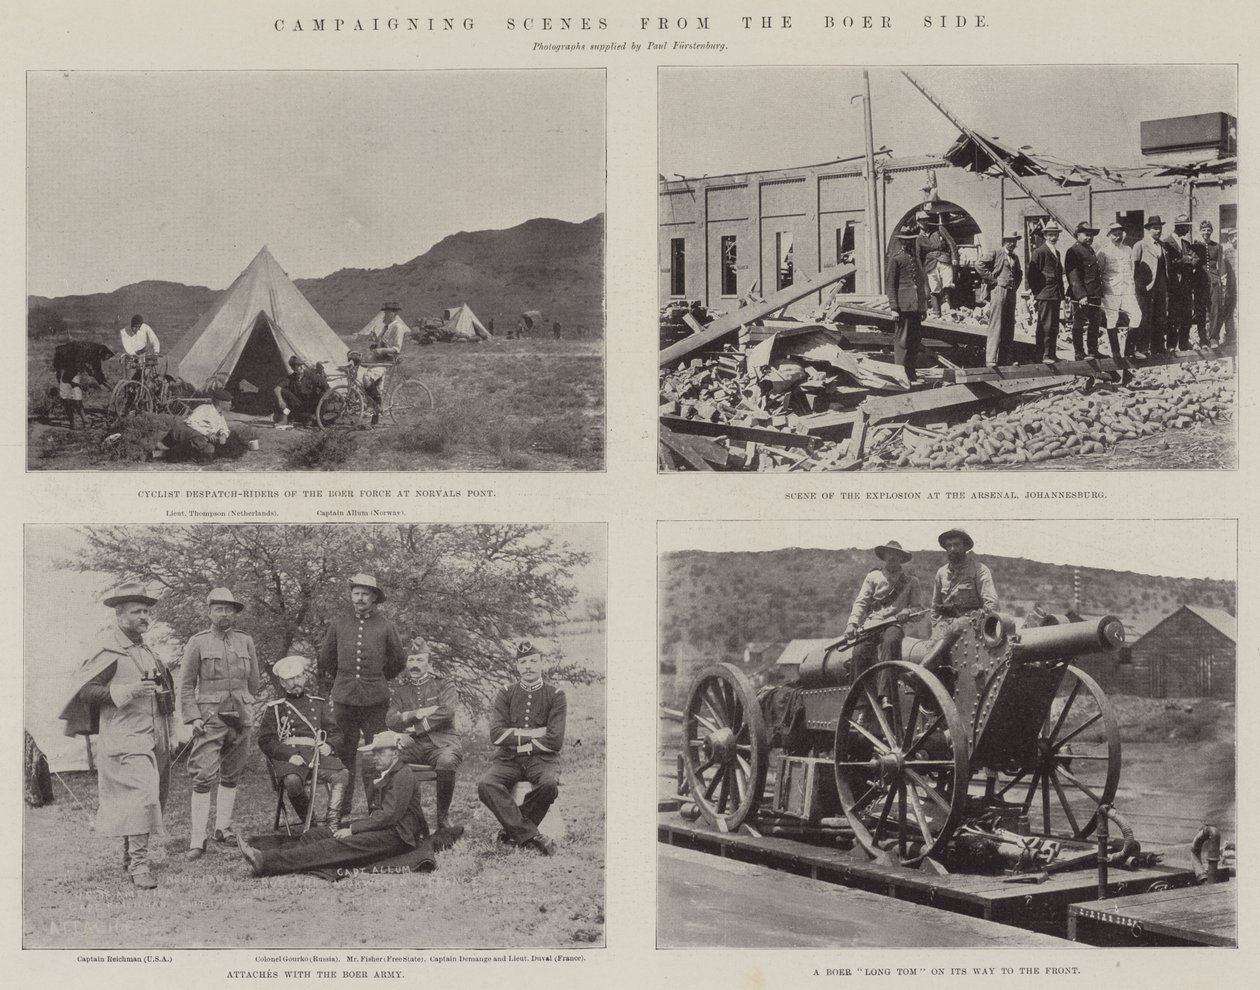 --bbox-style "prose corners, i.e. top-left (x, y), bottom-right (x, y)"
top-left (997, 613), bottom-right (1126, 661)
